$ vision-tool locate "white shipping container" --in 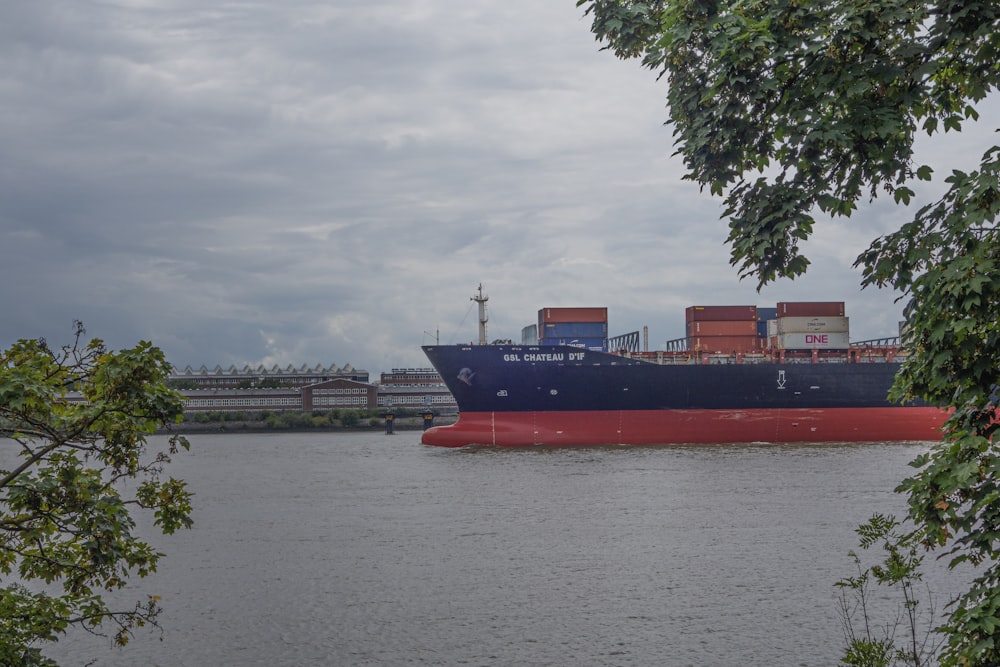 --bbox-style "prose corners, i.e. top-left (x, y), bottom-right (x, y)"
top-left (774, 332), bottom-right (850, 349)
top-left (776, 316), bottom-right (849, 334)
top-left (767, 319), bottom-right (778, 337)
